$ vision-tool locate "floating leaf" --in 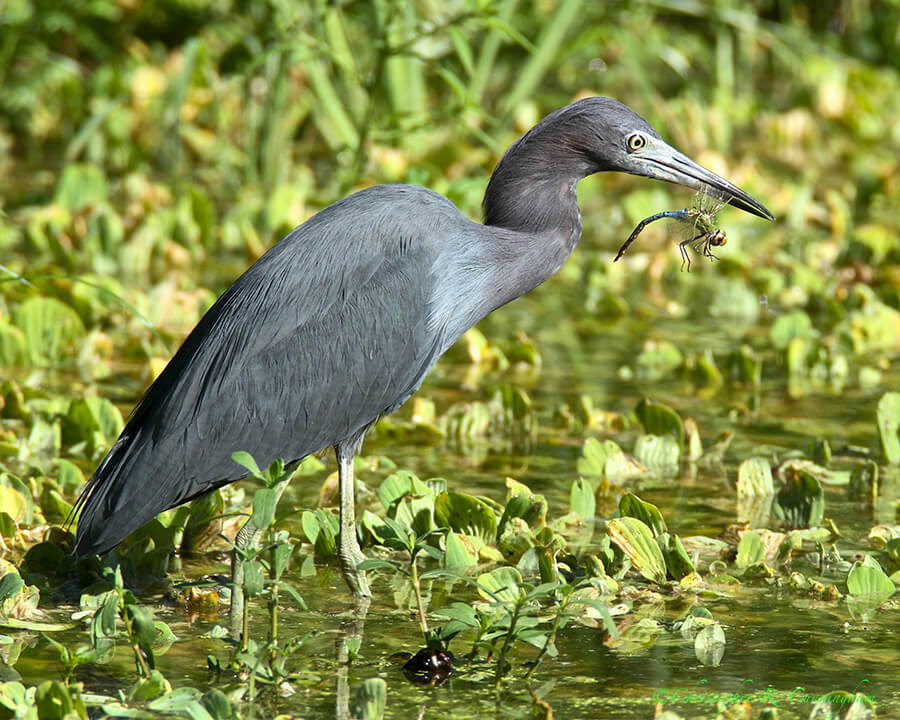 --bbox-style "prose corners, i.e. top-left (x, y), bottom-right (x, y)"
top-left (633, 434), bottom-right (680, 470)
top-left (737, 457), bottom-right (774, 497)
top-left (435, 491), bottom-right (497, 547)
top-left (877, 392), bottom-right (900, 465)
top-left (735, 530), bottom-right (767, 569)
top-left (55, 163), bottom-right (108, 211)
top-left (657, 533), bottom-right (694, 579)
top-left (0, 487), bottom-right (27, 524)
top-left (378, 470), bottom-right (431, 511)
top-left (773, 465), bottom-right (825, 528)
top-left (64, 397), bottom-right (125, 456)
top-left (683, 417), bottom-right (703, 462)
top-left (618, 493), bottom-right (666, 536)
top-left (635, 340), bottom-right (683, 381)
top-left (846, 555), bottom-right (895, 598)
top-left (569, 478), bottom-right (595, 521)
top-left (607, 517), bottom-right (667, 584)
top-left (694, 622), bottom-right (726, 666)
top-left (577, 437), bottom-right (621, 476)
top-left (770, 309), bottom-right (814, 349)
top-left (779, 458), bottom-right (850, 486)
top-left (498, 490), bottom-right (547, 537)
top-left (0, 323), bottom-right (26, 367)
top-left (350, 678), bottom-right (387, 720)
top-left (477, 566), bottom-right (523, 604)
top-left (635, 398), bottom-right (684, 449)
top-left (444, 530), bottom-right (477, 569)
top-left (729, 345), bottom-right (762, 385)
